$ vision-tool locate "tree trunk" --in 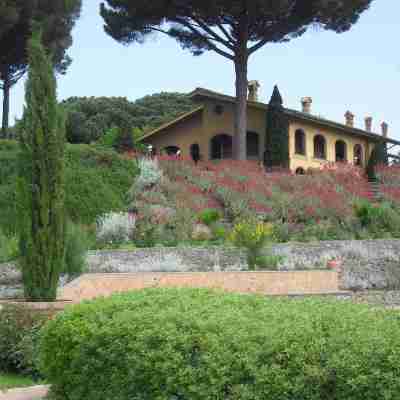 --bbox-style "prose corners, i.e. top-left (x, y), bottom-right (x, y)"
top-left (1, 71), bottom-right (10, 138)
top-left (234, 56), bottom-right (248, 160)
